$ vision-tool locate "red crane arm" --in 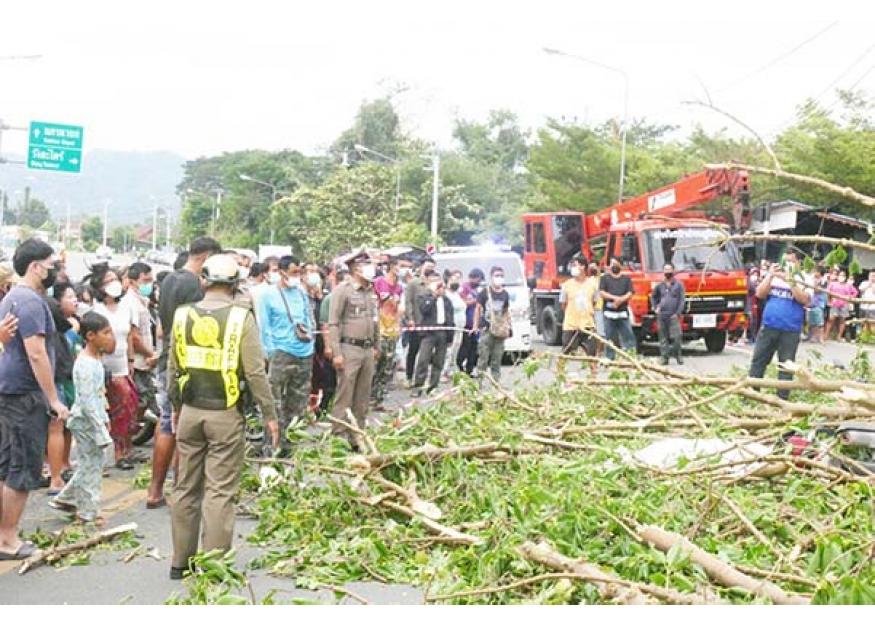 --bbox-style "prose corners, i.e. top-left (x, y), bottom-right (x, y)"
top-left (585, 166), bottom-right (751, 236)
